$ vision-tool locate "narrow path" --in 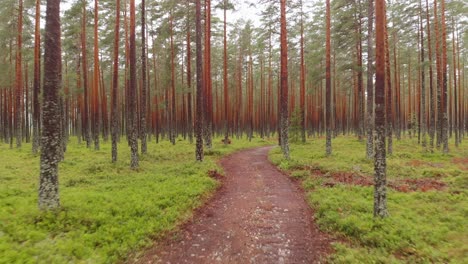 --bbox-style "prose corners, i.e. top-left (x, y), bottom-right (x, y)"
top-left (137, 146), bottom-right (331, 264)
